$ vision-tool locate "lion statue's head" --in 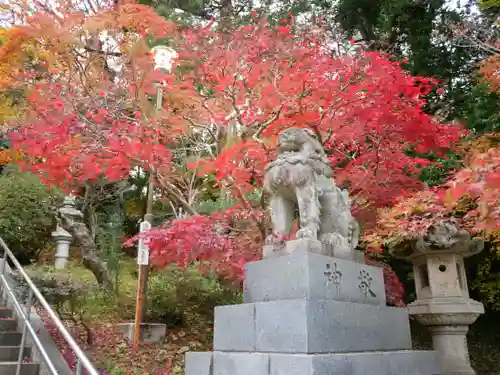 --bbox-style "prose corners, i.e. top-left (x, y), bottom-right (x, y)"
top-left (276, 127), bottom-right (324, 156)
top-left (263, 127), bottom-right (332, 195)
